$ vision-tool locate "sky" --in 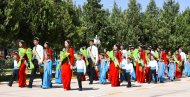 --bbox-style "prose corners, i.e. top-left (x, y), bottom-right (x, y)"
top-left (73, 0), bottom-right (190, 12)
